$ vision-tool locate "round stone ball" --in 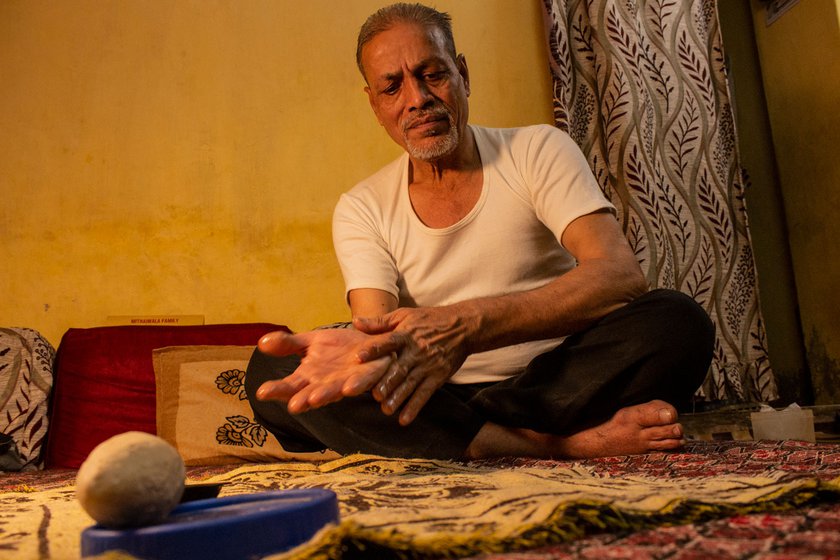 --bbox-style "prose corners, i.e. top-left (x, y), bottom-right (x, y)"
top-left (76, 431), bottom-right (186, 528)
